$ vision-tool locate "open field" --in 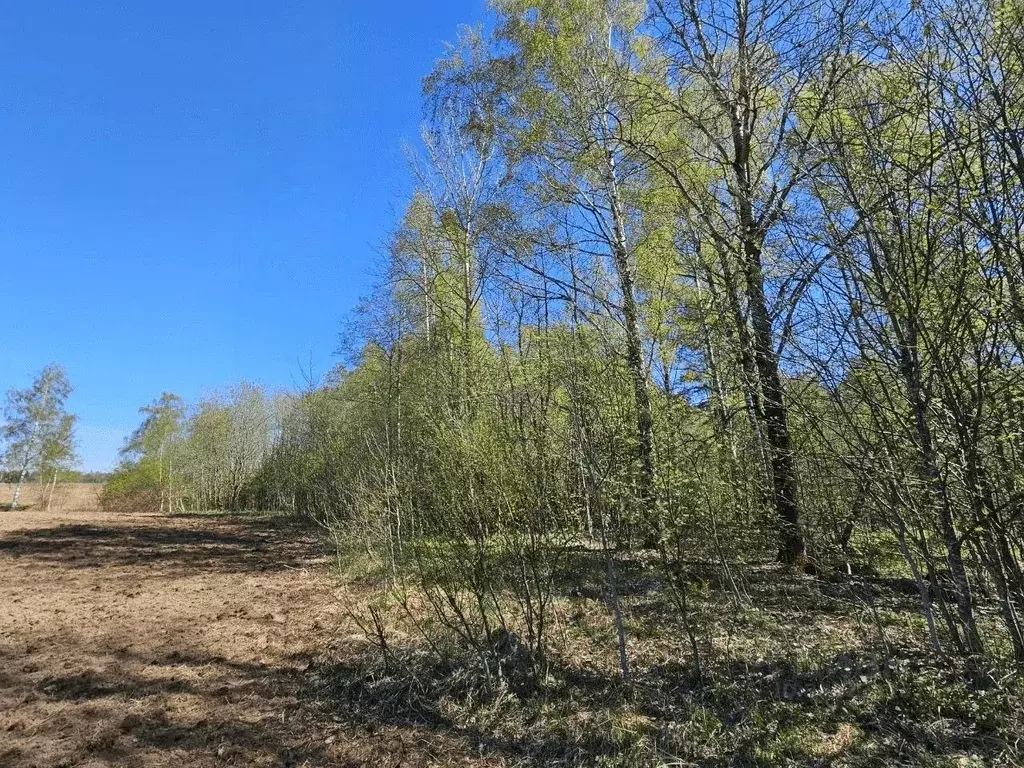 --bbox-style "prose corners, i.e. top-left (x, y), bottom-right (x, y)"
top-left (0, 490), bottom-right (489, 767)
top-left (0, 483), bottom-right (102, 518)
